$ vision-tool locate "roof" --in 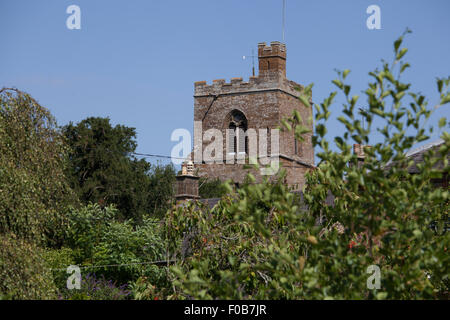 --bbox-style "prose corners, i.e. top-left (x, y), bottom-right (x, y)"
top-left (405, 139), bottom-right (445, 157)
top-left (199, 197), bottom-right (221, 209)
top-left (385, 139), bottom-right (448, 173)
top-left (403, 139), bottom-right (447, 173)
